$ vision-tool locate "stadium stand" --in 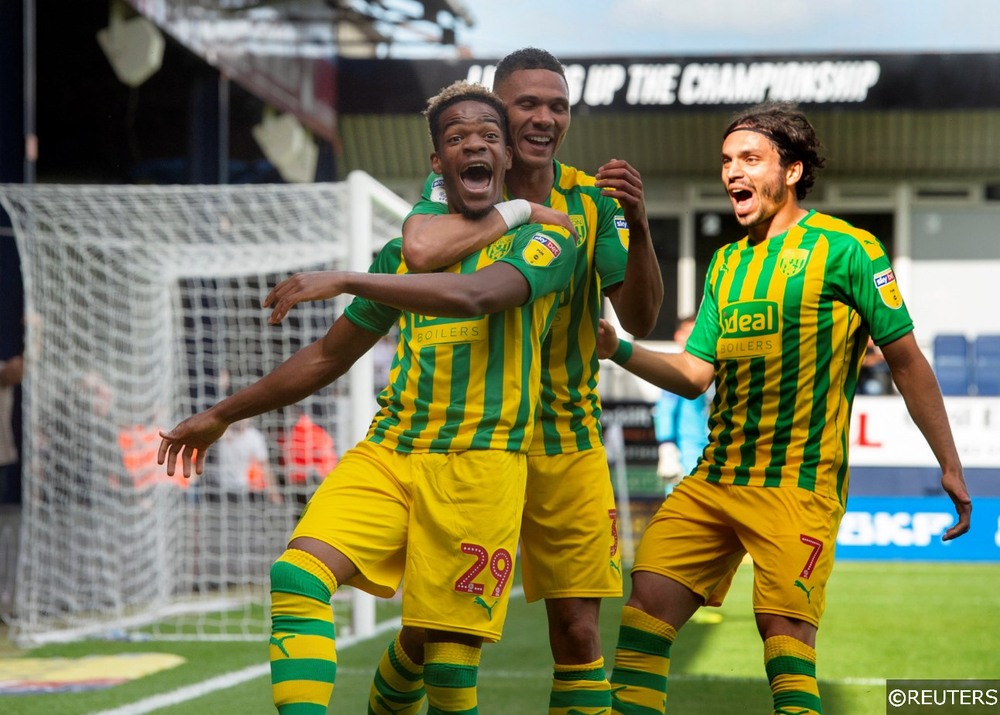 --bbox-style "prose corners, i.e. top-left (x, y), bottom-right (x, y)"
top-left (973, 334), bottom-right (1000, 396)
top-left (932, 334), bottom-right (973, 396)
